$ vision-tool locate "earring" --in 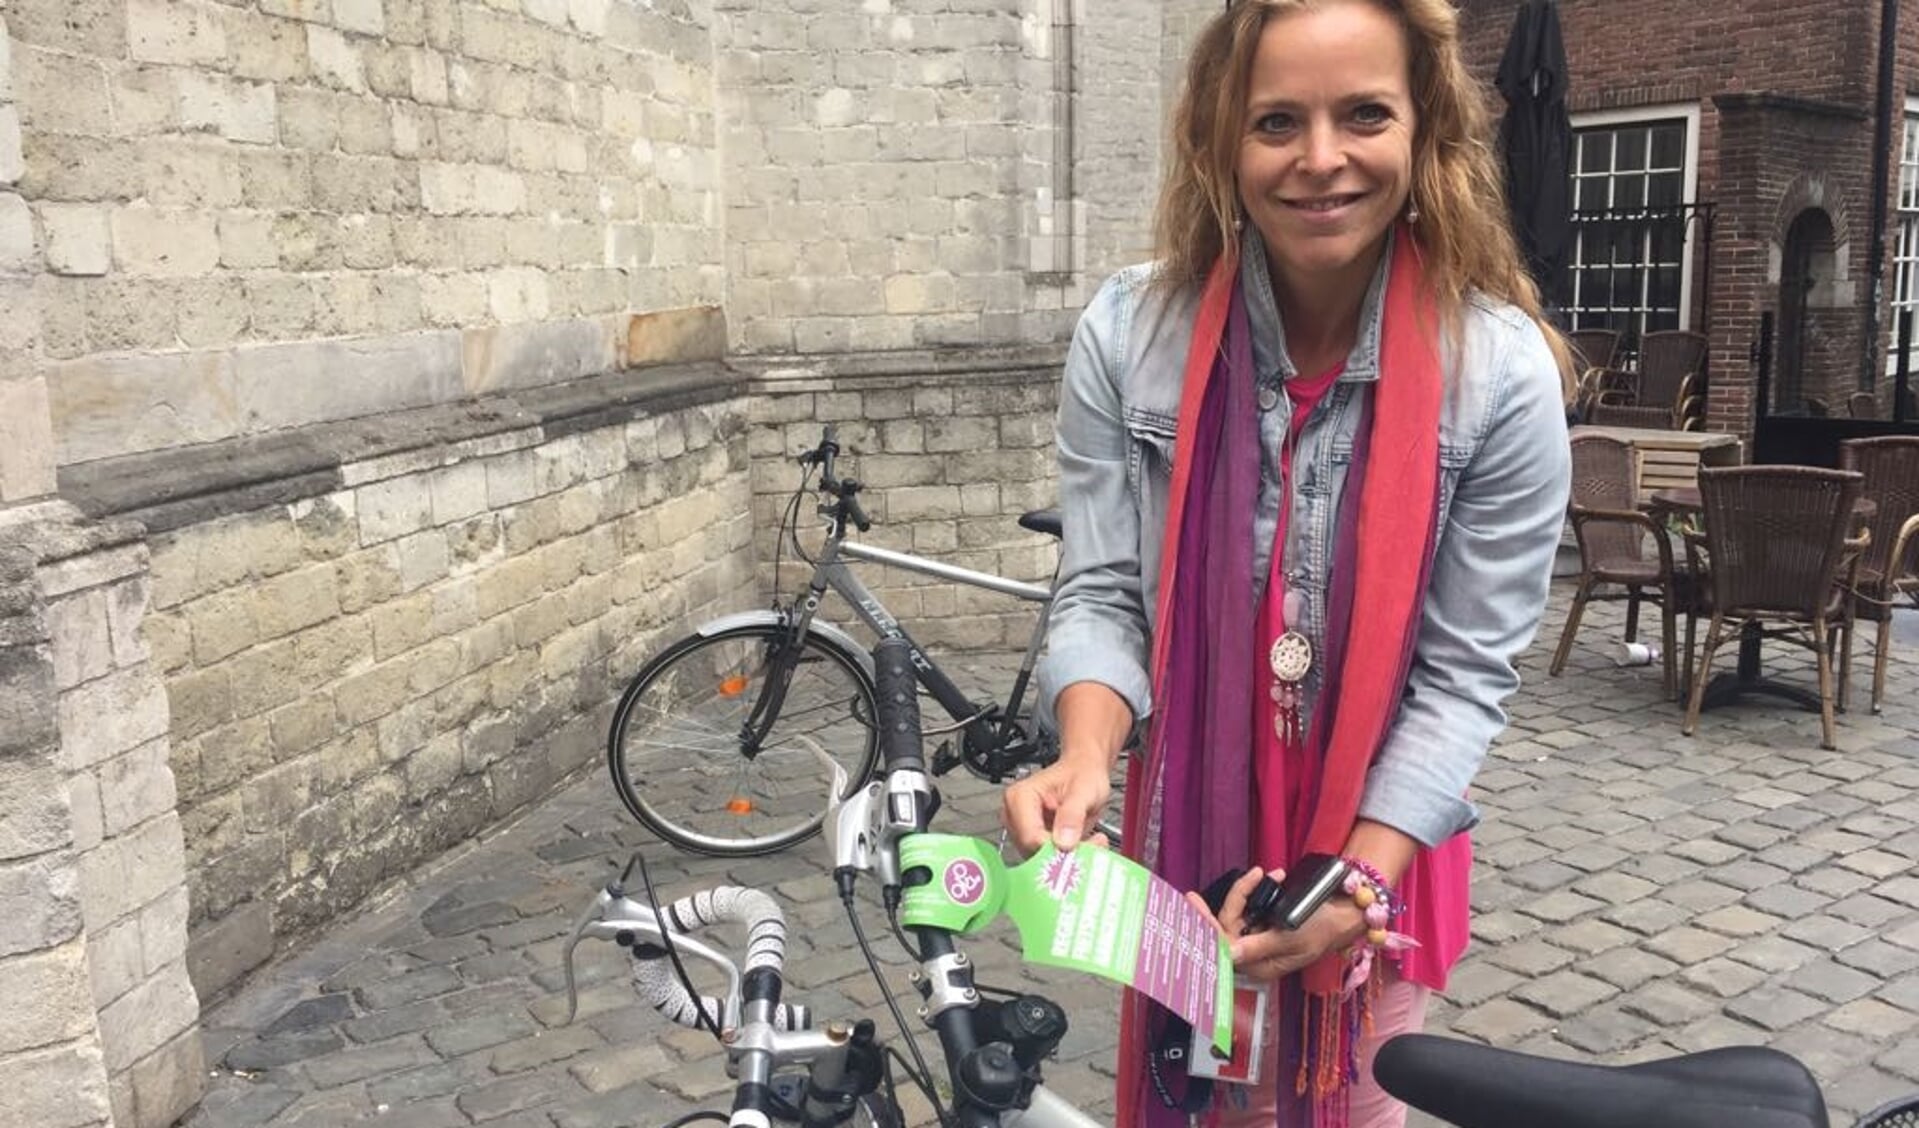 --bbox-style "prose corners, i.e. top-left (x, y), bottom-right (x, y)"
top-left (1406, 195), bottom-right (1421, 225)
